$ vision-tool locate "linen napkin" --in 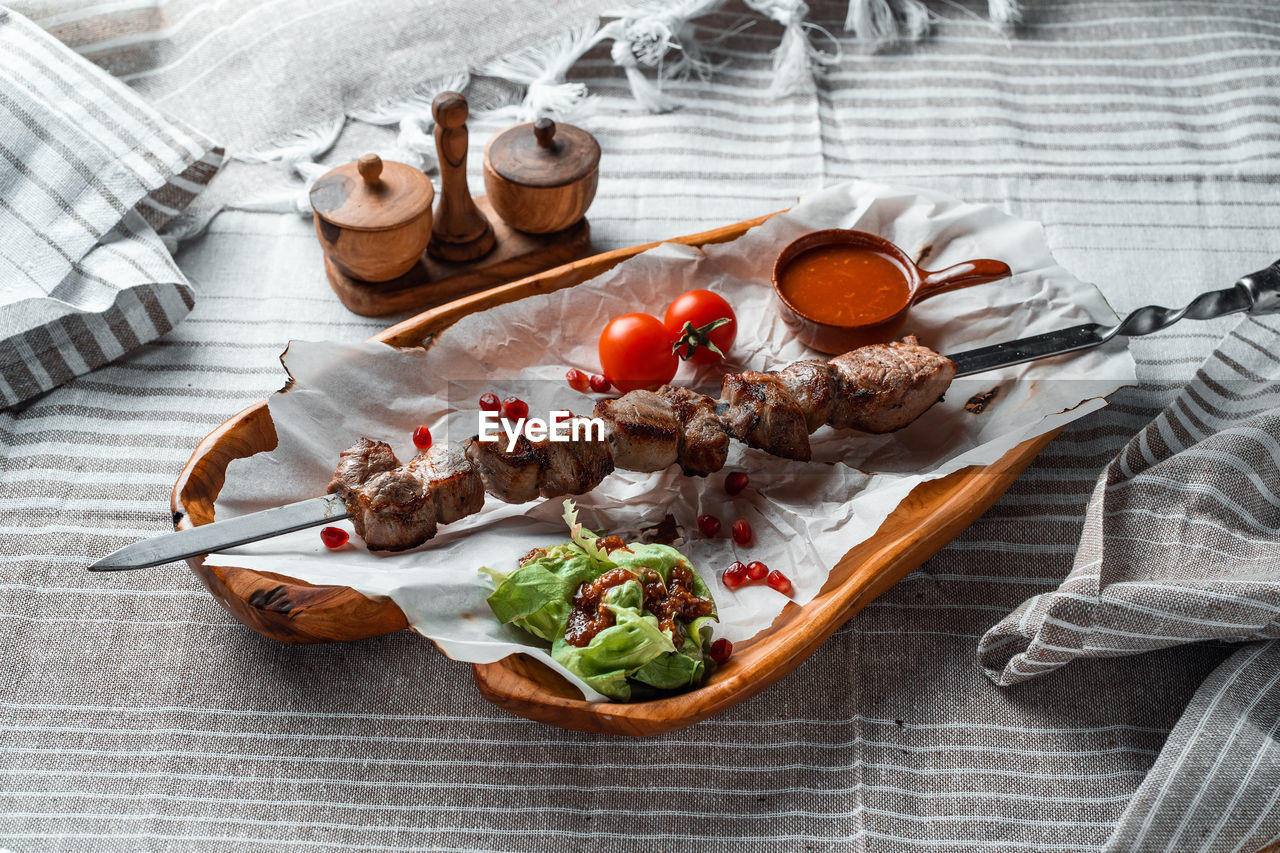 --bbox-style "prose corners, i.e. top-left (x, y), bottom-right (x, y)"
top-left (978, 313), bottom-right (1280, 683)
top-left (977, 313), bottom-right (1280, 851)
top-left (0, 6), bottom-right (222, 409)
